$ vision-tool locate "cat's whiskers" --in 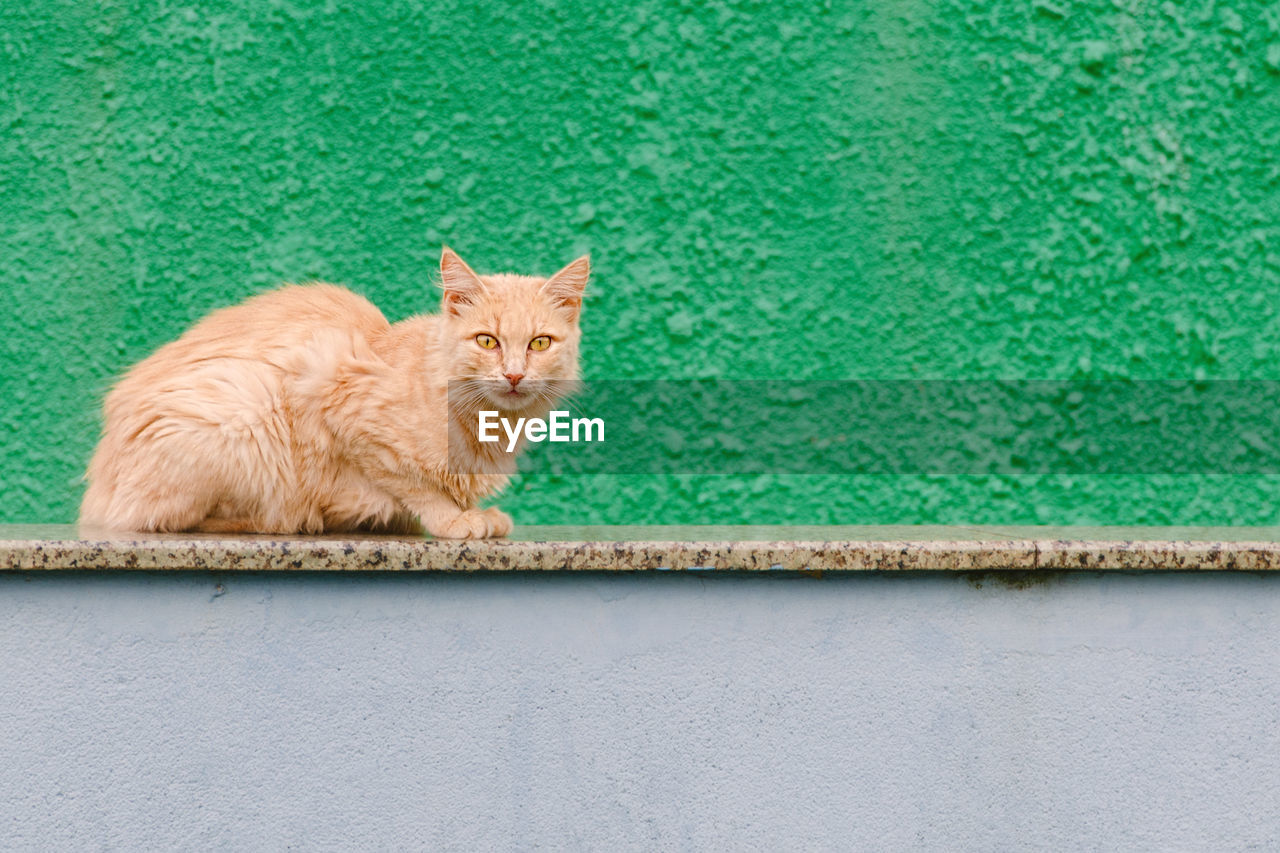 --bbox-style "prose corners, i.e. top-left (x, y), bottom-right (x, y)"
top-left (447, 378), bottom-right (497, 414)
